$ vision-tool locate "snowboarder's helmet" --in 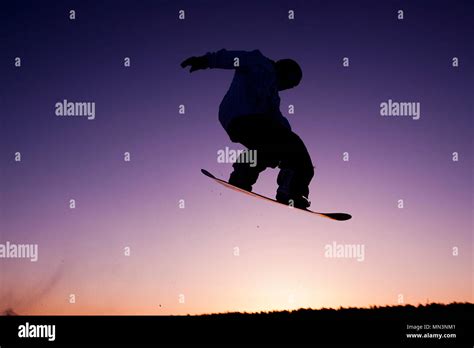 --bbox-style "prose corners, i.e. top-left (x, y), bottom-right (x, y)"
top-left (275, 59), bottom-right (302, 89)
